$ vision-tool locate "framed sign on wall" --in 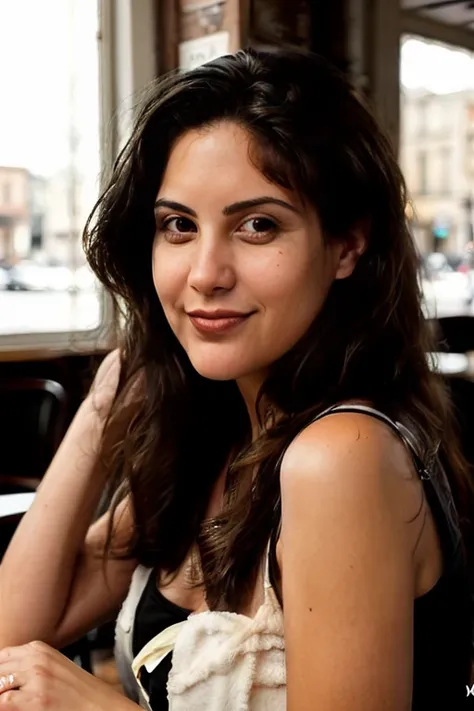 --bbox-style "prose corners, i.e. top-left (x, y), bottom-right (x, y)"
top-left (179, 30), bottom-right (230, 69)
